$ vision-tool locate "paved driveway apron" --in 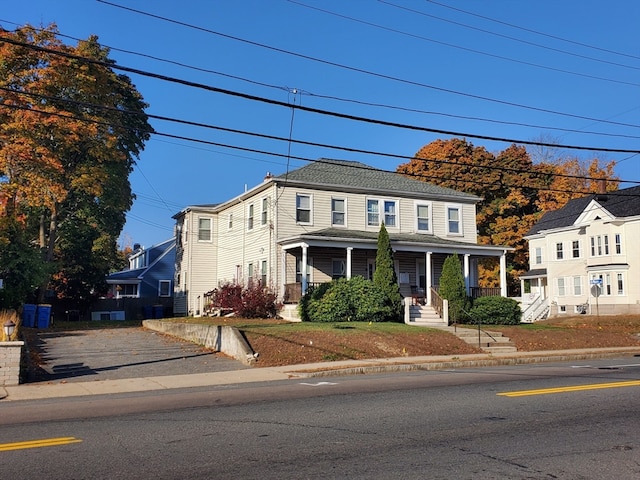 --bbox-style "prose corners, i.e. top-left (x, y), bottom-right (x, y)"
top-left (26, 327), bottom-right (248, 383)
